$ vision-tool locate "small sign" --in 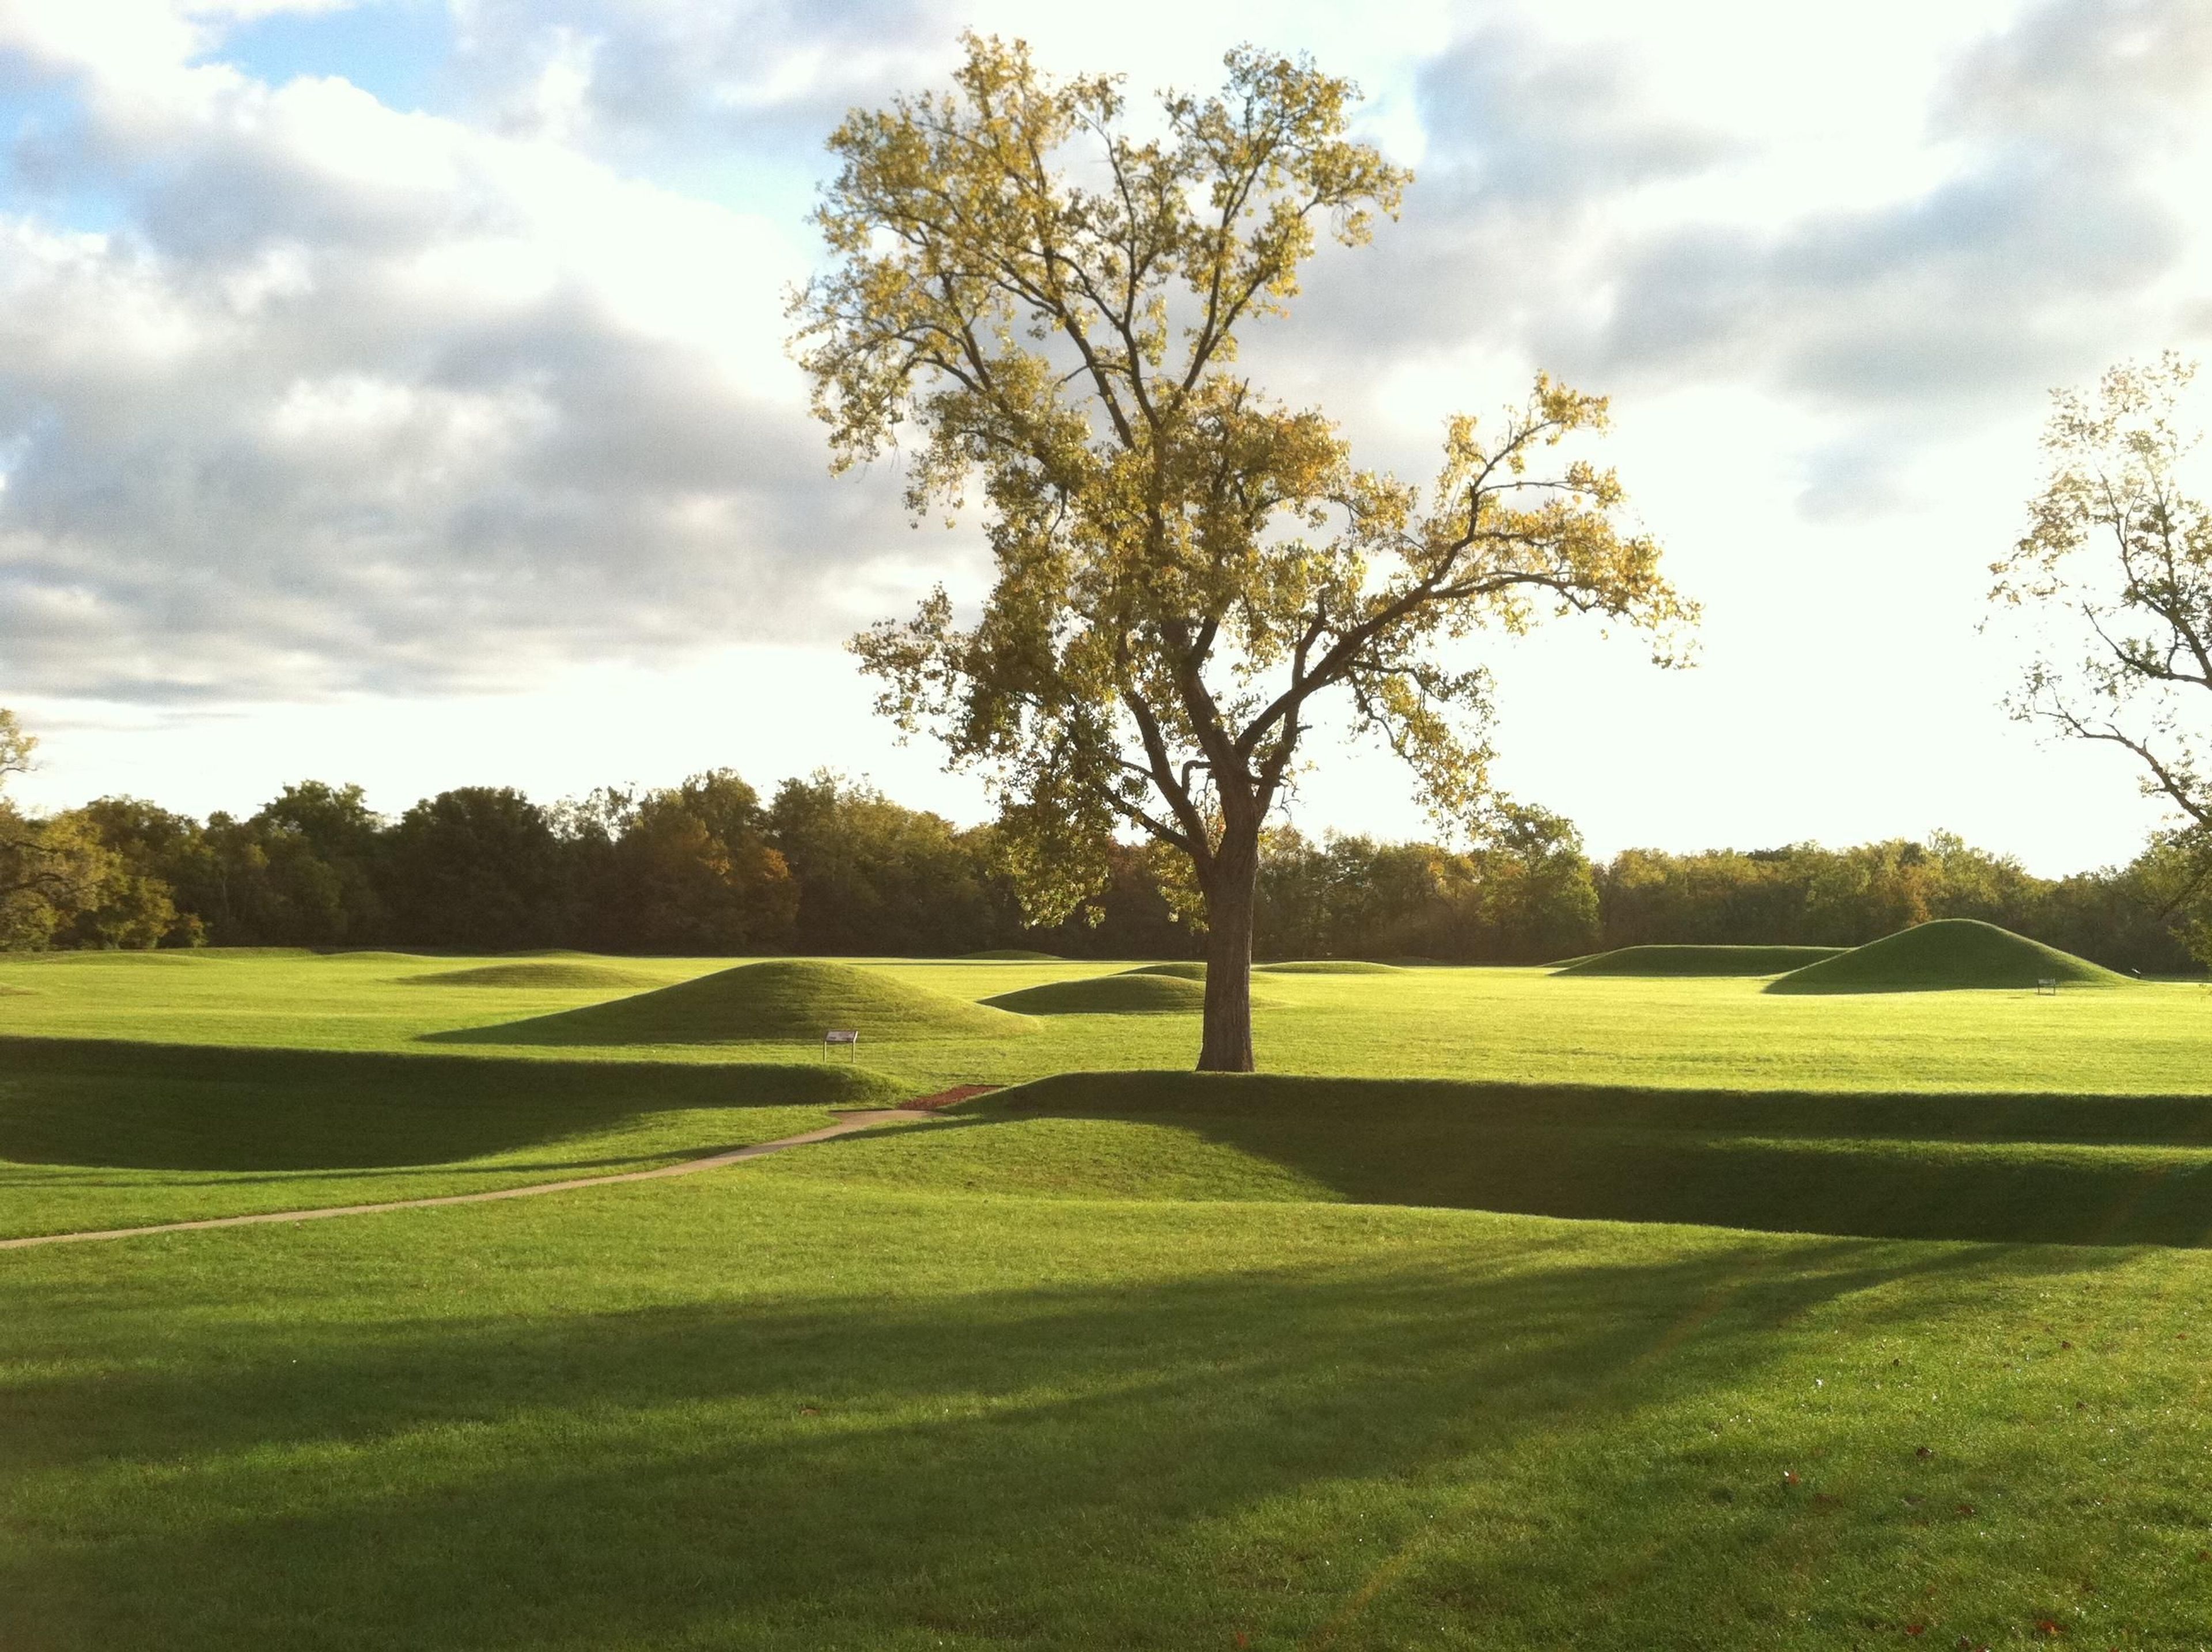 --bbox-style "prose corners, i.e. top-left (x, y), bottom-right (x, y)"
top-left (824, 1028), bottom-right (860, 1058)
top-left (2036, 977), bottom-right (2059, 996)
